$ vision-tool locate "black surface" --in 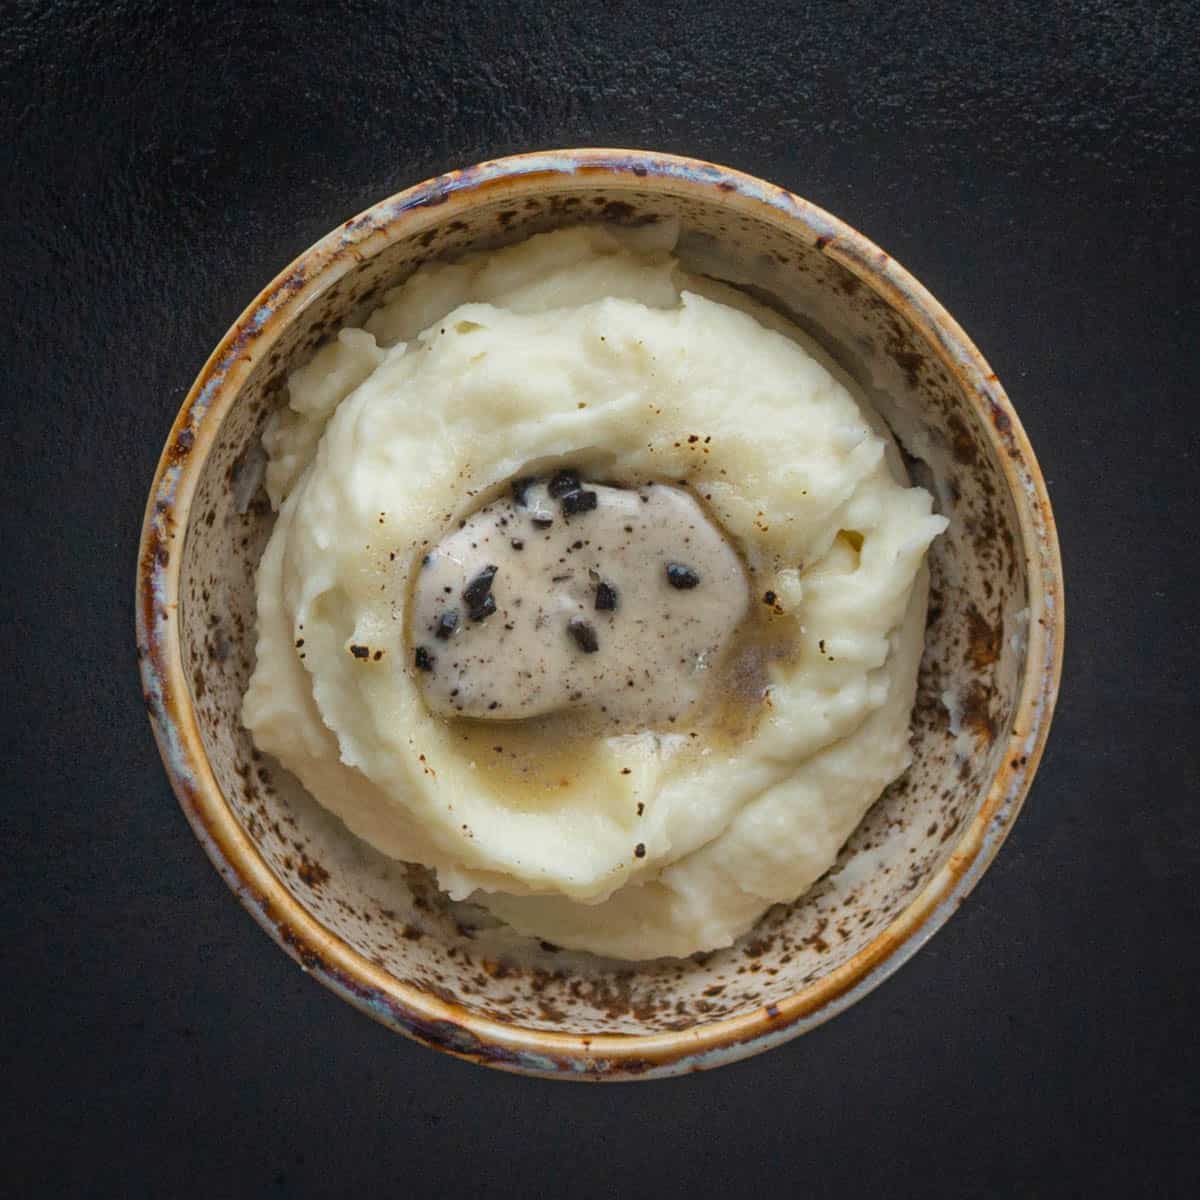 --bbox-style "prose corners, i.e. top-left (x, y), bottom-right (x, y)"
top-left (3, 2), bottom-right (1198, 1195)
